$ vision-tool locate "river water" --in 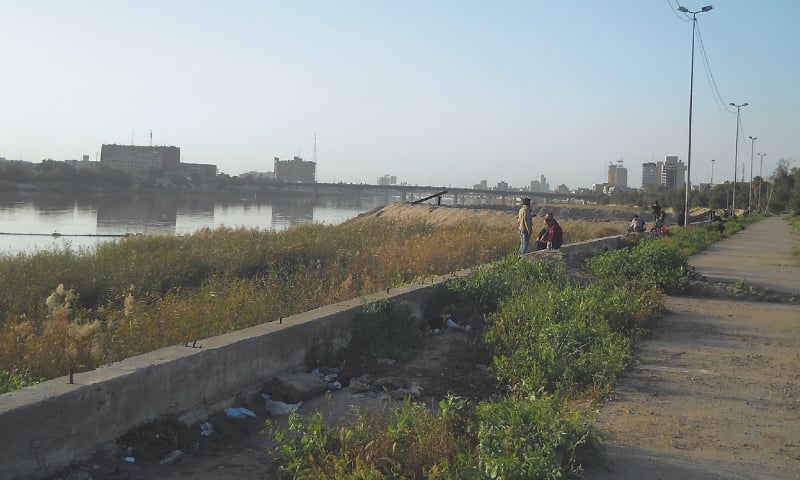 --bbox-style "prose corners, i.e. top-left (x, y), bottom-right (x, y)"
top-left (0, 191), bottom-right (395, 255)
